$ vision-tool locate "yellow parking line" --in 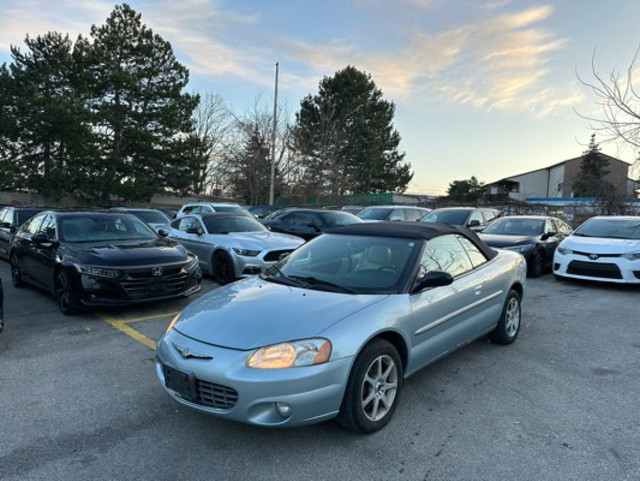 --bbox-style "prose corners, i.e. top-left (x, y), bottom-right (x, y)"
top-left (104, 311), bottom-right (181, 324)
top-left (97, 312), bottom-right (159, 350)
